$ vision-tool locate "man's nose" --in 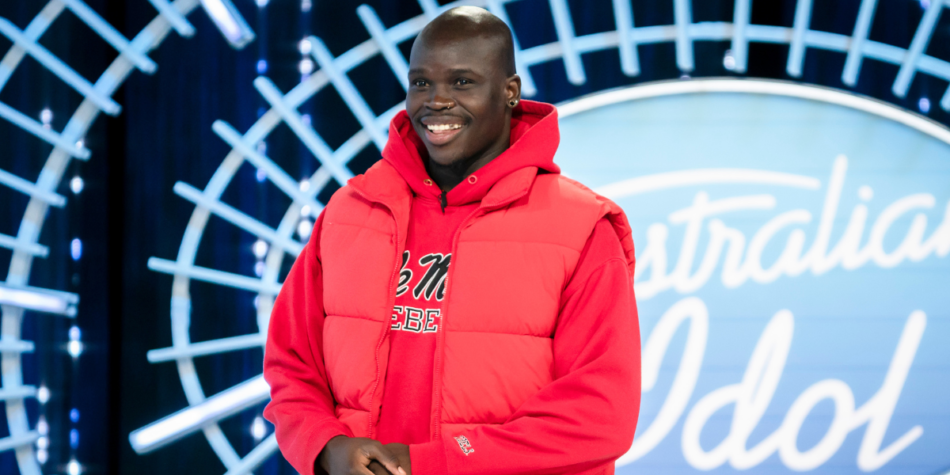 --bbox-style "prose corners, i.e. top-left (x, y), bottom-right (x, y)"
top-left (425, 86), bottom-right (455, 110)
